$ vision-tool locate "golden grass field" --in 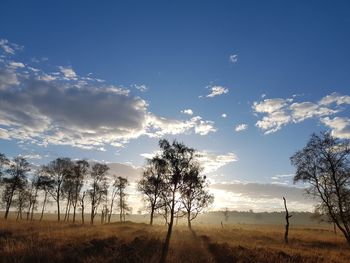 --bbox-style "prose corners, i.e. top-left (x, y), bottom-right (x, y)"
top-left (0, 217), bottom-right (349, 263)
